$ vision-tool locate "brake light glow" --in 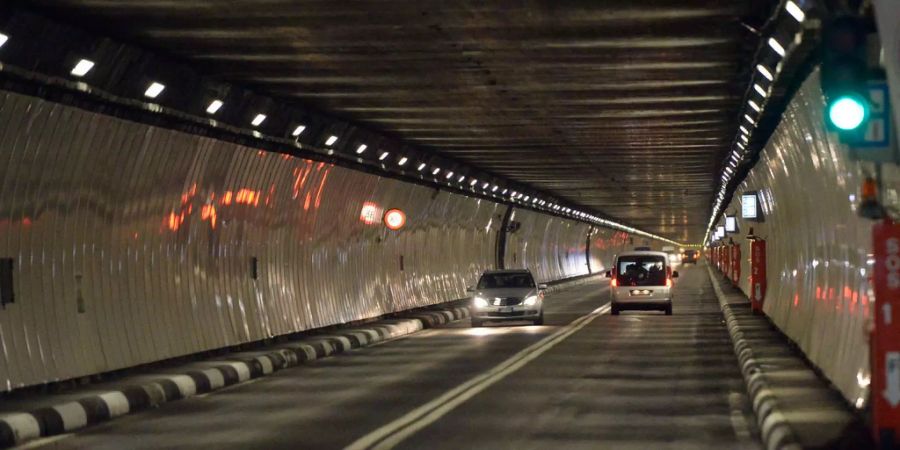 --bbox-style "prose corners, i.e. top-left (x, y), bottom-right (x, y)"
top-left (611, 278), bottom-right (618, 288)
top-left (666, 278), bottom-right (673, 288)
